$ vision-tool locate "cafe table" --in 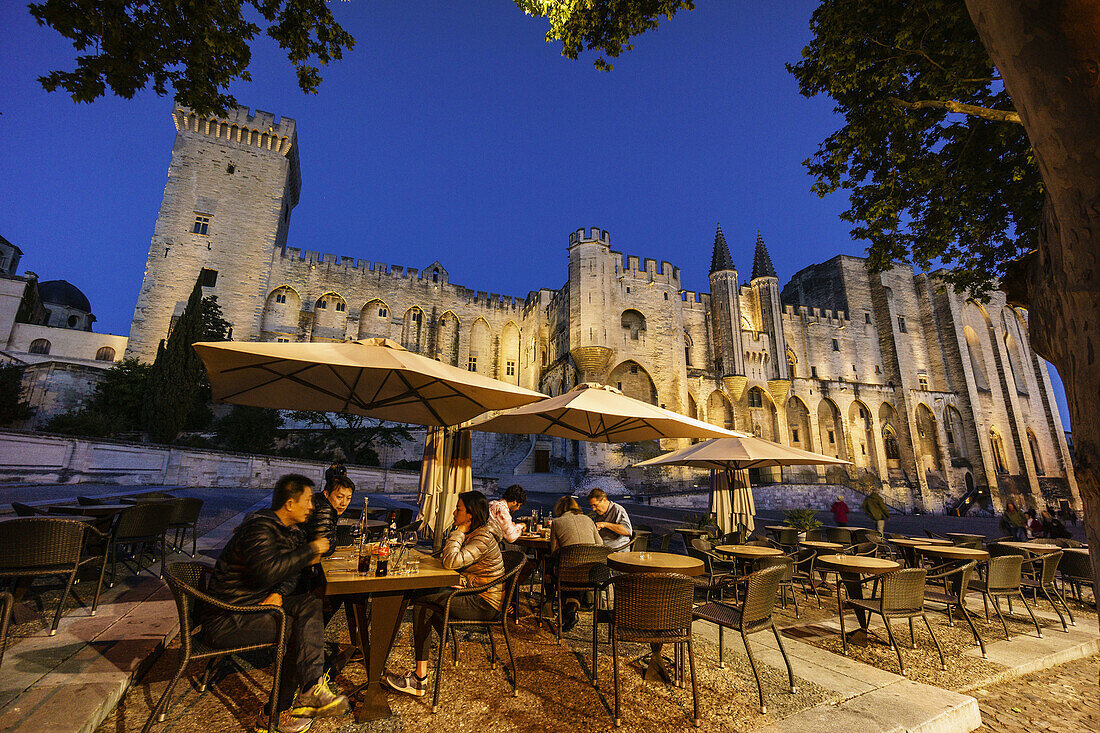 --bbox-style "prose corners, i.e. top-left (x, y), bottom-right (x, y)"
top-left (714, 544), bottom-right (784, 560)
top-left (799, 540), bottom-right (844, 552)
top-left (48, 503), bottom-right (130, 518)
top-left (322, 548), bottom-right (459, 722)
top-left (996, 541), bottom-right (1061, 555)
top-left (945, 532), bottom-right (985, 543)
top-left (607, 551), bottom-right (703, 683)
top-left (888, 537), bottom-right (950, 566)
top-left (814, 554), bottom-right (900, 646)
